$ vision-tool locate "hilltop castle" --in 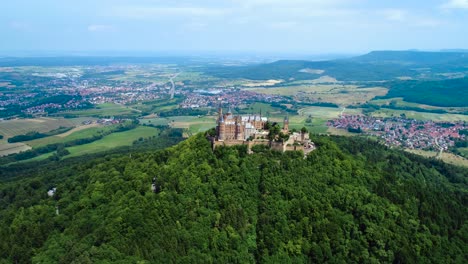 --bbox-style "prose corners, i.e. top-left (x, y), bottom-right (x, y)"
top-left (212, 107), bottom-right (315, 154)
top-left (217, 107), bottom-right (267, 141)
